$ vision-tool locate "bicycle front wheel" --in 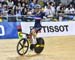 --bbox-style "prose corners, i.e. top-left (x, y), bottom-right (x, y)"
top-left (17, 38), bottom-right (29, 55)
